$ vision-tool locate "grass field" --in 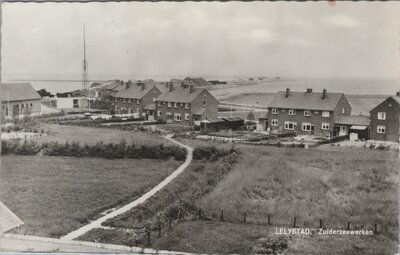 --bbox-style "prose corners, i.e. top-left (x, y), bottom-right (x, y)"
top-left (0, 155), bottom-right (180, 237)
top-left (33, 123), bottom-right (171, 146)
top-left (142, 139), bottom-right (398, 254)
